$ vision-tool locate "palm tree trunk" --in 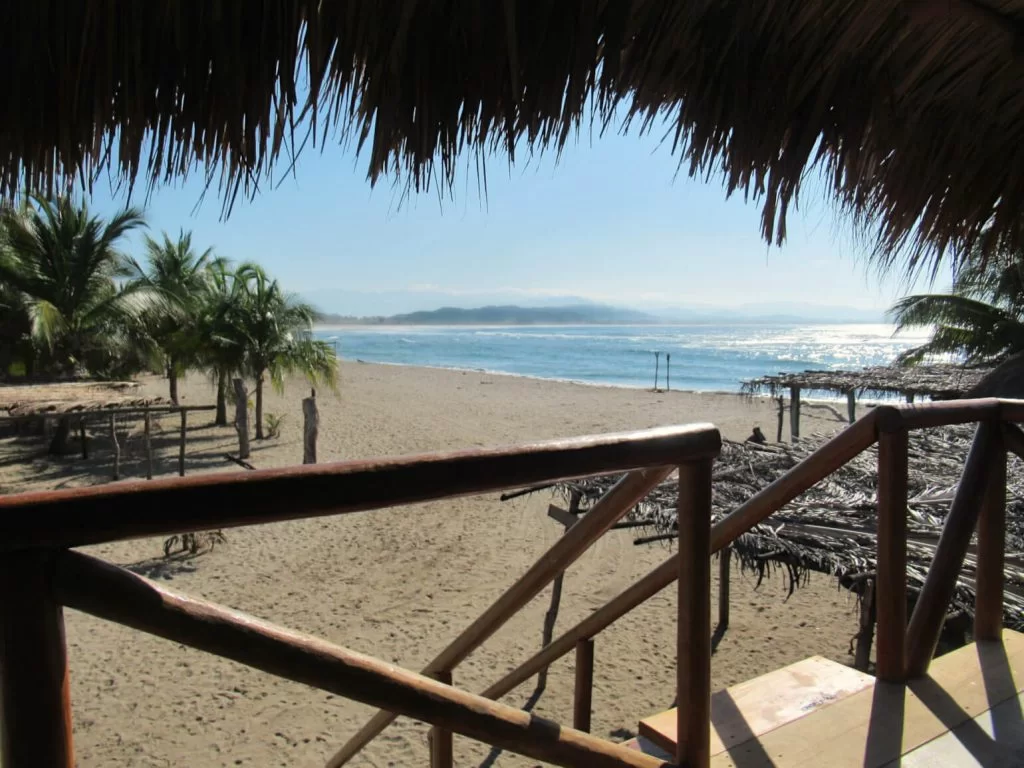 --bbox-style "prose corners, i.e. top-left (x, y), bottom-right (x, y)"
top-left (215, 372), bottom-right (228, 426)
top-left (168, 360), bottom-right (179, 405)
top-left (255, 375), bottom-right (265, 440)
